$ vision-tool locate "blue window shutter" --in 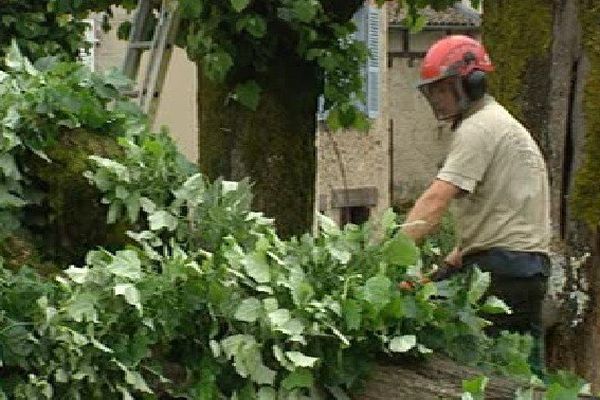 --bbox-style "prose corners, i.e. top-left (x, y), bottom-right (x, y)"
top-left (316, 4), bottom-right (379, 121)
top-left (353, 5), bottom-right (368, 114)
top-left (366, 5), bottom-right (381, 119)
